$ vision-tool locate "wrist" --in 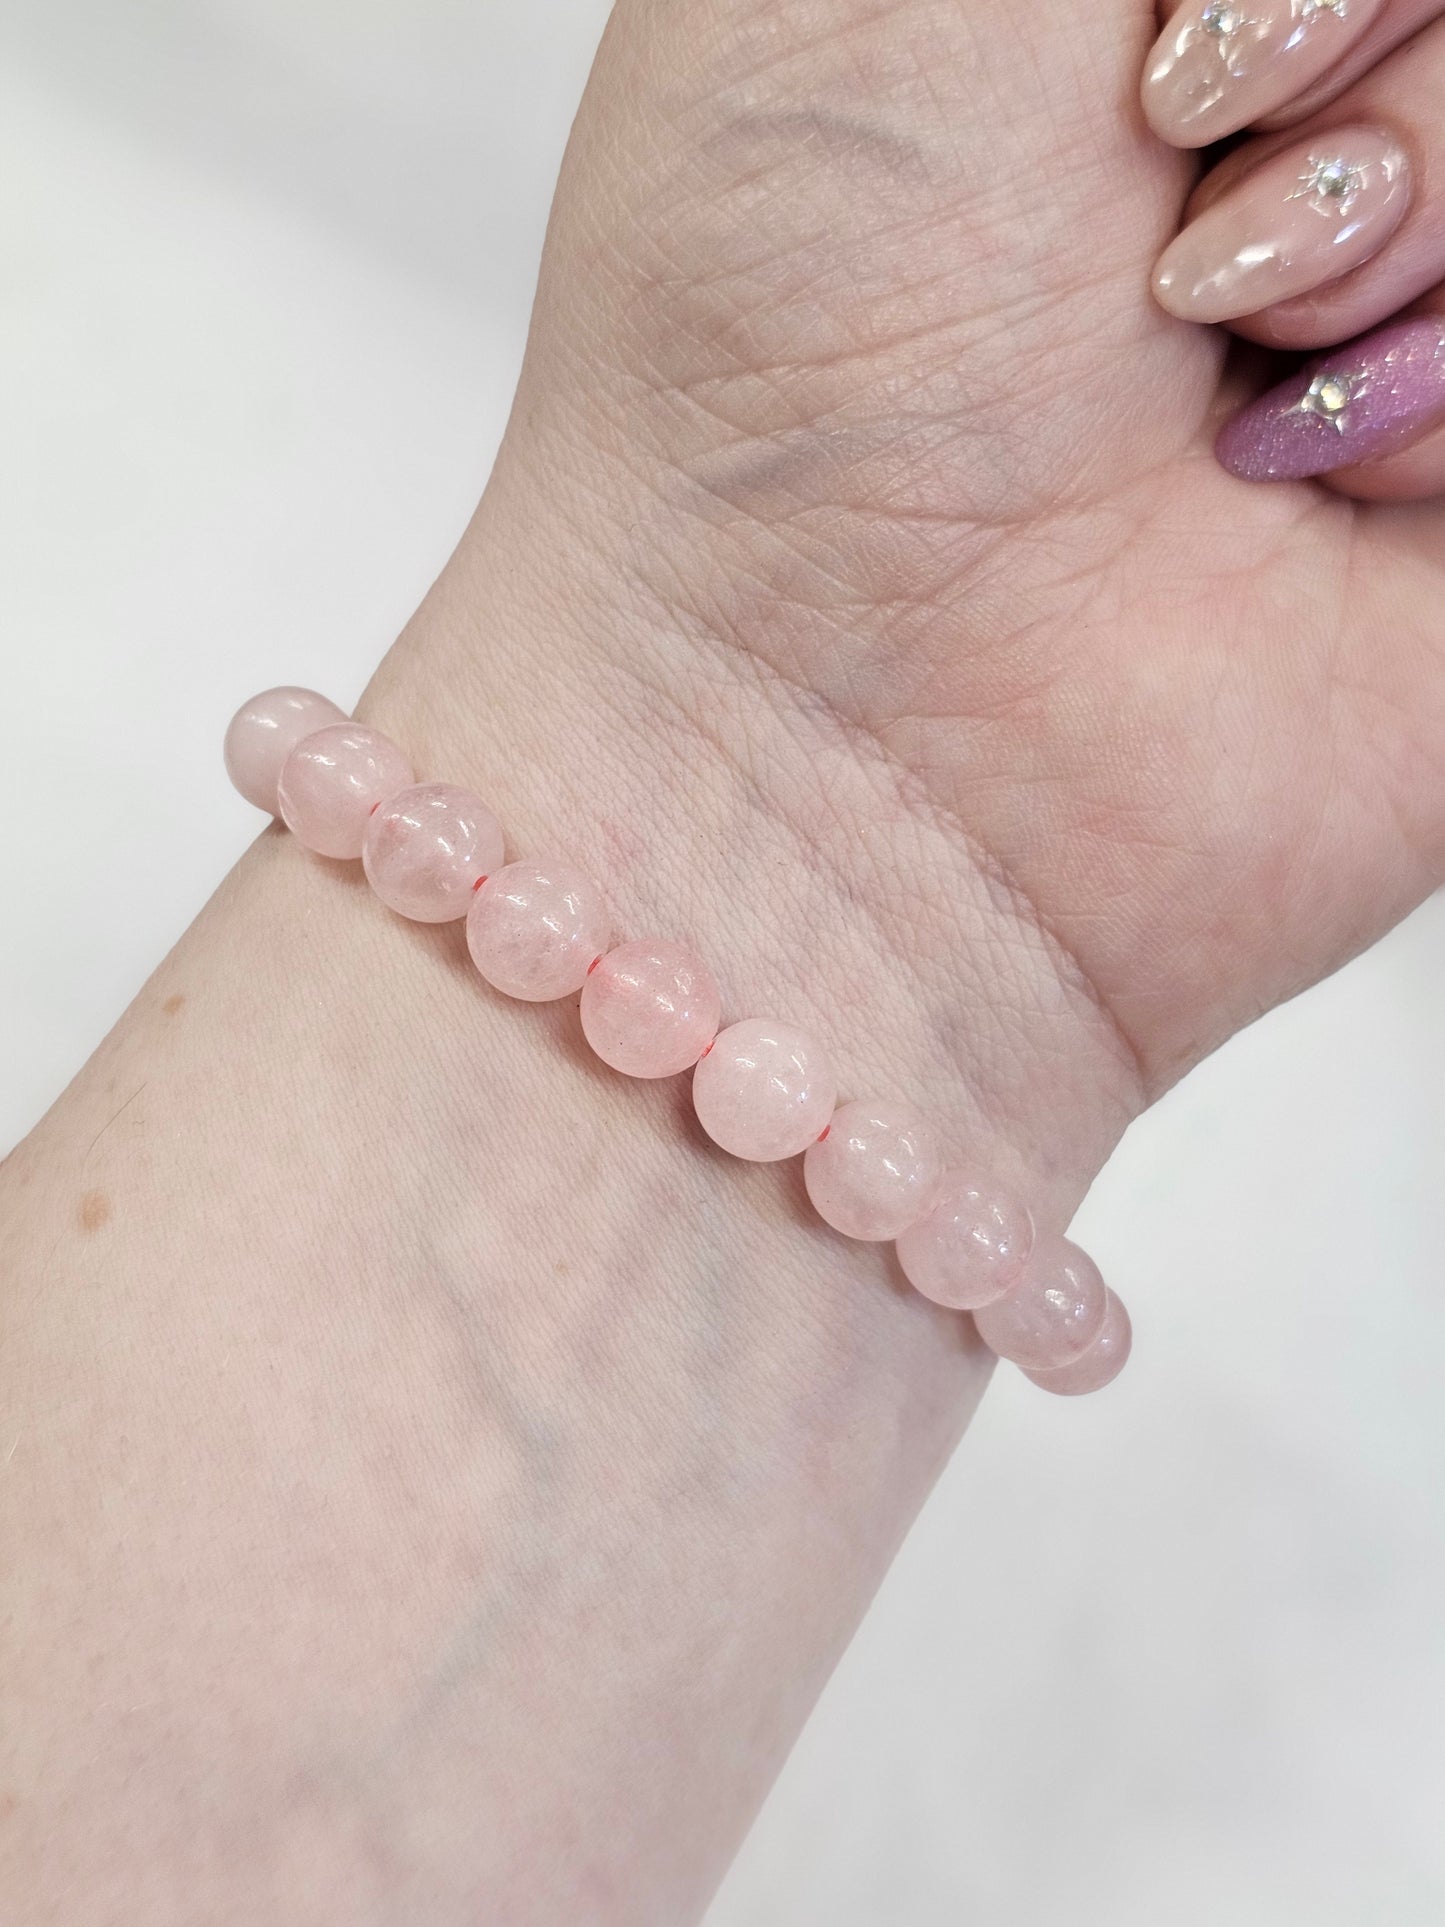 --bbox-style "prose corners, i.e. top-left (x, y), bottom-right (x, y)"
top-left (2, 336), bottom-right (1143, 1927)
top-left (360, 445), bottom-right (1143, 1239)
